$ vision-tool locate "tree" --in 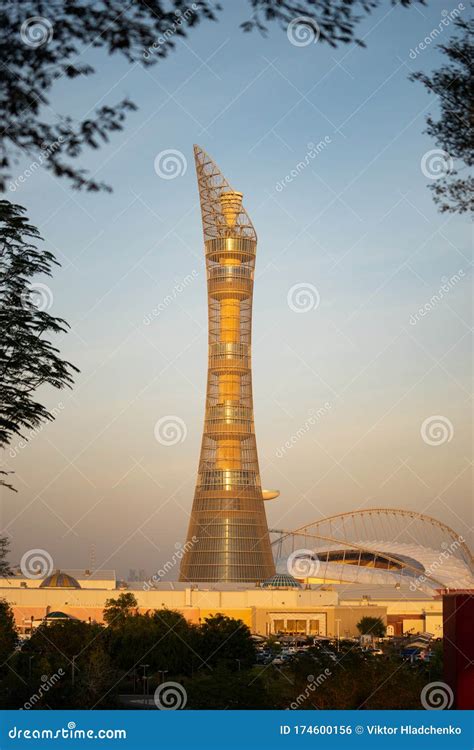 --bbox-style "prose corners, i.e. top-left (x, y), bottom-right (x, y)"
top-left (0, 599), bottom-right (18, 667)
top-left (410, 17), bottom-right (474, 215)
top-left (76, 646), bottom-right (119, 708)
top-left (0, 1), bottom-right (421, 193)
top-left (184, 664), bottom-right (271, 709)
top-left (0, 0), bottom-right (218, 193)
top-left (278, 643), bottom-right (426, 709)
top-left (20, 619), bottom-right (105, 668)
top-left (0, 200), bottom-right (77, 490)
top-left (356, 615), bottom-right (386, 637)
top-left (427, 639), bottom-right (443, 680)
top-left (198, 613), bottom-right (256, 670)
top-left (106, 608), bottom-right (197, 676)
top-left (13, 620), bottom-right (115, 709)
top-left (149, 609), bottom-right (198, 674)
top-left (242, 0), bottom-right (422, 43)
top-left (0, 536), bottom-right (12, 577)
top-left (103, 592), bottom-right (138, 628)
